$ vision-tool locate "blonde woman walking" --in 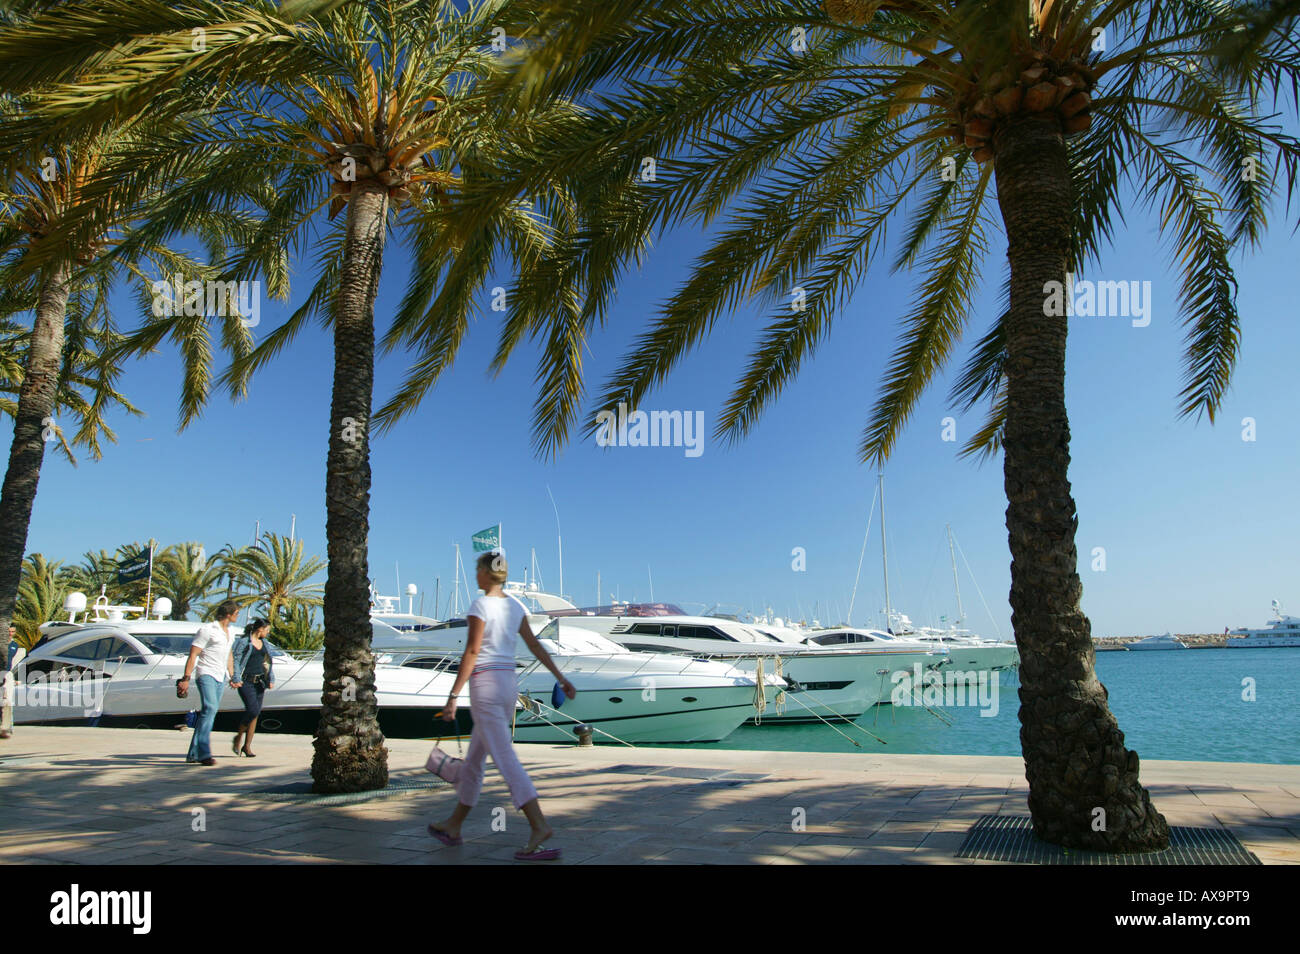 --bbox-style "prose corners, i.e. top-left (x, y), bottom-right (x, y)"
top-left (428, 551), bottom-right (575, 860)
